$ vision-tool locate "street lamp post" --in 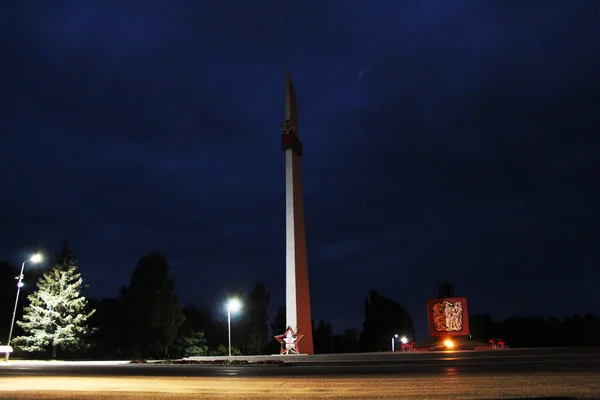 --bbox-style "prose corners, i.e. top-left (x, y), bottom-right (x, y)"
top-left (226, 298), bottom-right (242, 357)
top-left (392, 333), bottom-right (398, 352)
top-left (5, 253), bottom-right (42, 362)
